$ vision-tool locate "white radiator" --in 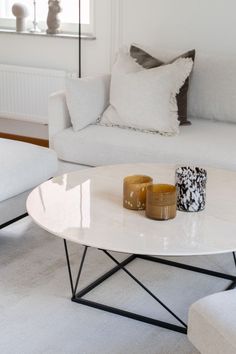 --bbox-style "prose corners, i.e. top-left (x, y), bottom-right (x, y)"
top-left (0, 65), bottom-right (74, 124)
